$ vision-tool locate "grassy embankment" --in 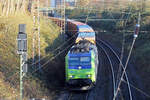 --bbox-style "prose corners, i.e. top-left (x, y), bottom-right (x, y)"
top-left (0, 13), bottom-right (65, 99)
